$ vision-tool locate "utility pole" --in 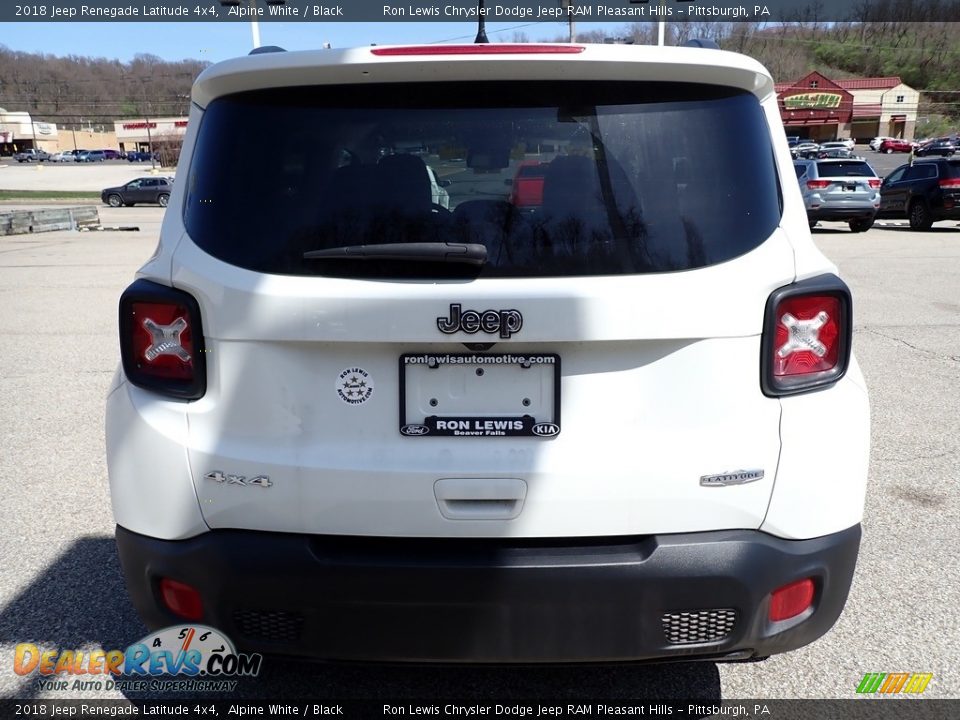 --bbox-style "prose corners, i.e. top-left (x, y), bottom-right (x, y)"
top-left (657, 0), bottom-right (666, 45)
